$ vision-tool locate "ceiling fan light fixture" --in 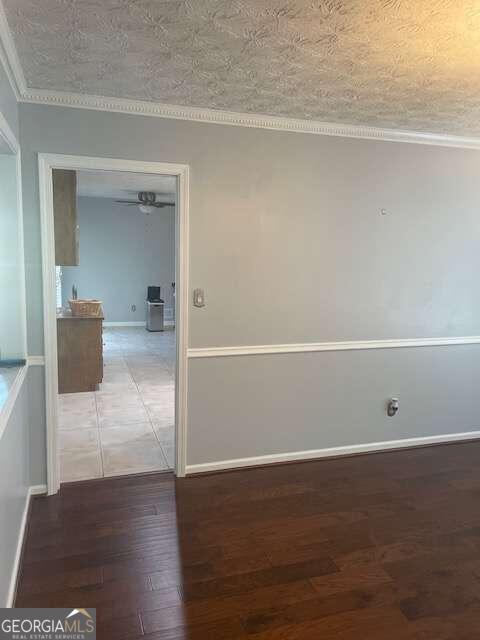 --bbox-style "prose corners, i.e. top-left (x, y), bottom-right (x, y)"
top-left (116, 191), bottom-right (173, 211)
